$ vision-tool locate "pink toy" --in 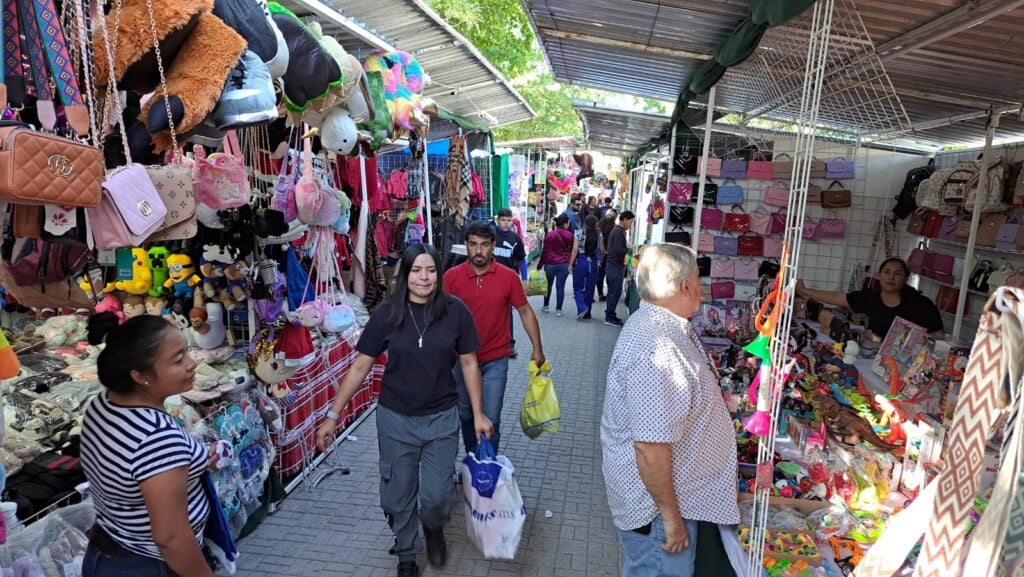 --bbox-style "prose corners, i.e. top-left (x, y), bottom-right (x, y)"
top-left (94, 293), bottom-right (125, 324)
top-left (193, 134), bottom-right (251, 210)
